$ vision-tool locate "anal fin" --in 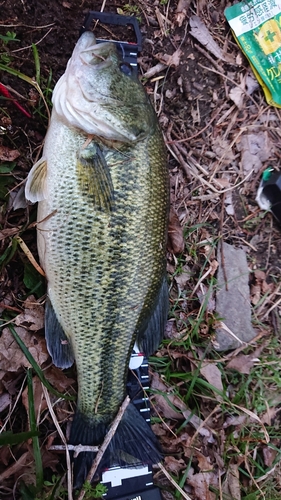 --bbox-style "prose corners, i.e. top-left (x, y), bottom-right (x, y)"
top-left (45, 297), bottom-right (74, 369)
top-left (136, 277), bottom-right (169, 356)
